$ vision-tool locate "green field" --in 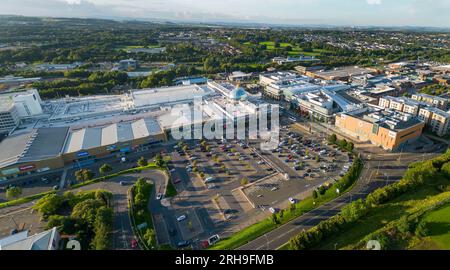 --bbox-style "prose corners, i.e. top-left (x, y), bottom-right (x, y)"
top-left (117, 44), bottom-right (162, 51)
top-left (419, 203), bottom-right (450, 249)
top-left (245, 41), bottom-right (327, 57)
